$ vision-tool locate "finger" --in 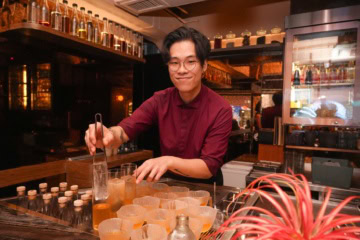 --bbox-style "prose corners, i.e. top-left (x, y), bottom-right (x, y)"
top-left (85, 131), bottom-right (96, 155)
top-left (154, 167), bottom-right (167, 182)
top-left (136, 165), bottom-right (152, 184)
top-left (103, 128), bottom-right (114, 147)
top-left (146, 166), bottom-right (159, 182)
top-left (88, 124), bottom-right (97, 145)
